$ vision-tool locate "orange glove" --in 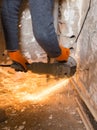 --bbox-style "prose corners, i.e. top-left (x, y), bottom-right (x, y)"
top-left (56, 46), bottom-right (70, 62)
top-left (8, 50), bottom-right (28, 71)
